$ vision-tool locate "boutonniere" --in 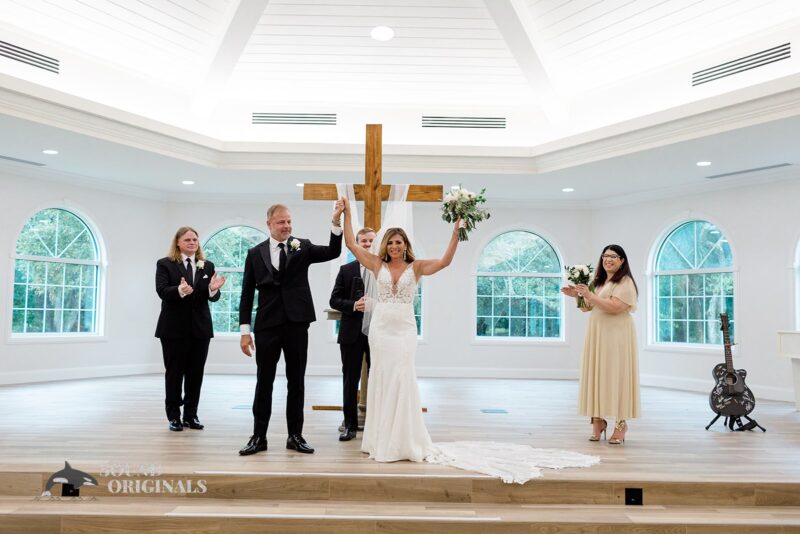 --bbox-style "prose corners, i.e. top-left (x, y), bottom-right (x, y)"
top-left (196, 260), bottom-right (205, 270)
top-left (289, 239), bottom-right (301, 252)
